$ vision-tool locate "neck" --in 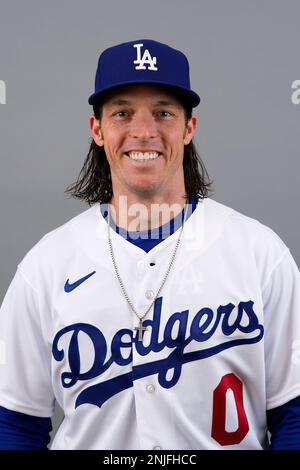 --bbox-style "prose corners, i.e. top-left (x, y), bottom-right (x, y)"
top-left (109, 192), bottom-right (188, 232)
